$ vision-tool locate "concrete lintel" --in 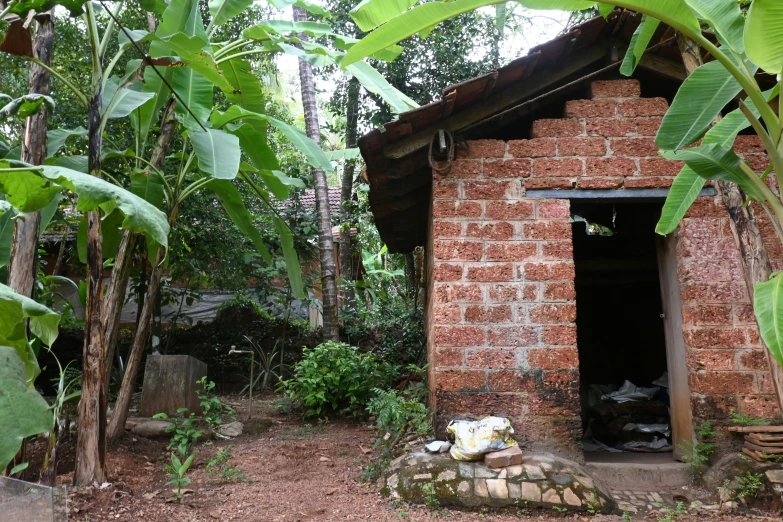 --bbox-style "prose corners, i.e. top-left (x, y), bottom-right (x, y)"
top-left (525, 187), bottom-right (716, 201)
